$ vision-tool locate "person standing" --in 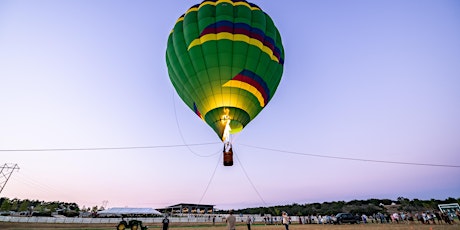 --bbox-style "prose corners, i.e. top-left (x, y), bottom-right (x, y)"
top-left (162, 215), bottom-right (170, 230)
top-left (282, 211), bottom-right (289, 230)
top-left (246, 215), bottom-right (252, 230)
top-left (226, 210), bottom-right (236, 230)
top-left (456, 209), bottom-right (460, 223)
